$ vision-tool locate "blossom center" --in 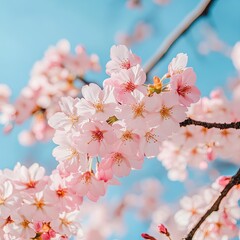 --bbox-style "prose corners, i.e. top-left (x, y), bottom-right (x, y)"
top-left (69, 115), bottom-right (79, 124)
top-left (56, 188), bottom-right (67, 198)
top-left (94, 102), bottom-right (104, 112)
top-left (121, 59), bottom-right (131, 69)
top-left (145, 132), bottom-right (158, 143)
top-left (91, 129), bottom-right (104, 142)
top-left (60, 217), bottom-right (71, 226)
top-left (21, 219), bottom-right (30, 229)
top-left (34, 198), bottom-right (45, 209)
top-left (177, 85), bottom-right (191, 97)
top-left (184, 130), bottom-right (193, 139)
top-left (112, 153), bottom-right (124, 165)
top-left (26, 180), bottom-right (37, 189)
top-left (132, 103), bottom-right (145, 118)
top-left (160, 105), bottom-right (172, 120)
top-left (121, 130), bottom-right (133, 141)
top-left (124, 81), bottom-right (136, 92)
top-left (221, 129), bottom-right (230, 137)
top-left (0, 198), bottom-right (5, 205)
top-left (83, 171), bottom-right (92, 184)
